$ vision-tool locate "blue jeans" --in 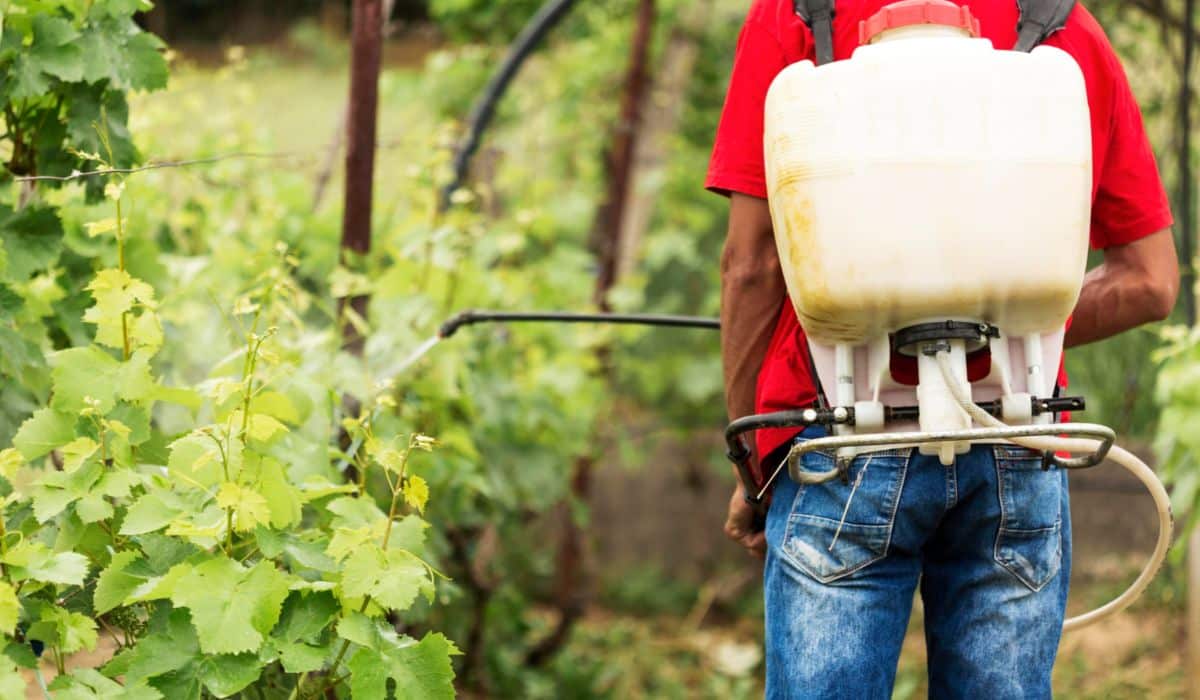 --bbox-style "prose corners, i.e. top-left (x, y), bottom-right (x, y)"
top-left (764, 428), bottom-right (1070, 699)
